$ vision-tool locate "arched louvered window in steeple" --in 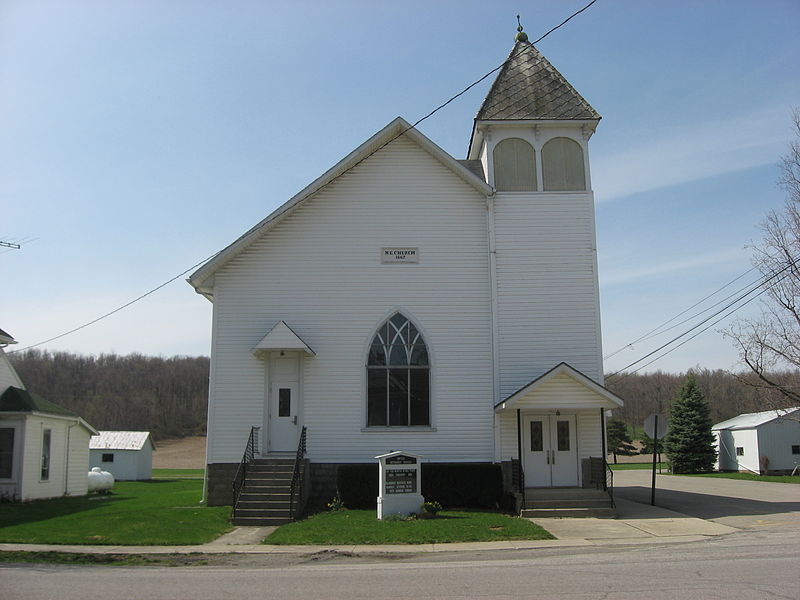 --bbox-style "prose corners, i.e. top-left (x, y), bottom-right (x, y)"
top-left (367, 312), bottom-right (430, 427)
top-left (542, 137), bottom-right (586, 191)
top-left (493, 138), bottom-right (537, 191)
